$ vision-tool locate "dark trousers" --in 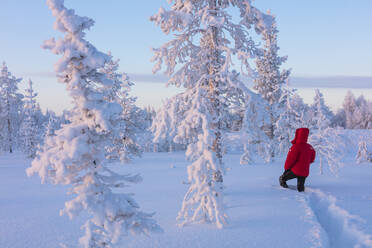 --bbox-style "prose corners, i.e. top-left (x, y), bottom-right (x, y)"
top-left (281, 170), bottom-right (306, 192)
